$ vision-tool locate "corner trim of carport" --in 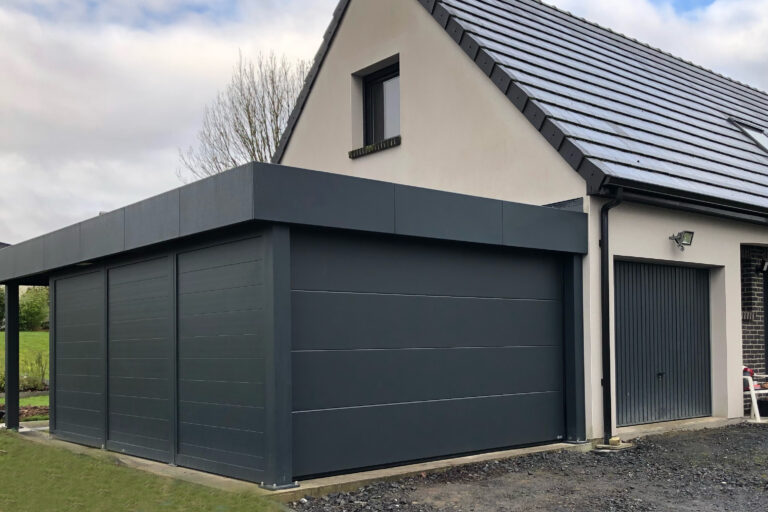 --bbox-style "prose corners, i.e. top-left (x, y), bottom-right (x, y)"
top-left (48, 278), bottom-right (57, 433)
top-left (262, 224), bottom-right (298, 490)
top-left (564, 254), bottom-right (587, 443)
